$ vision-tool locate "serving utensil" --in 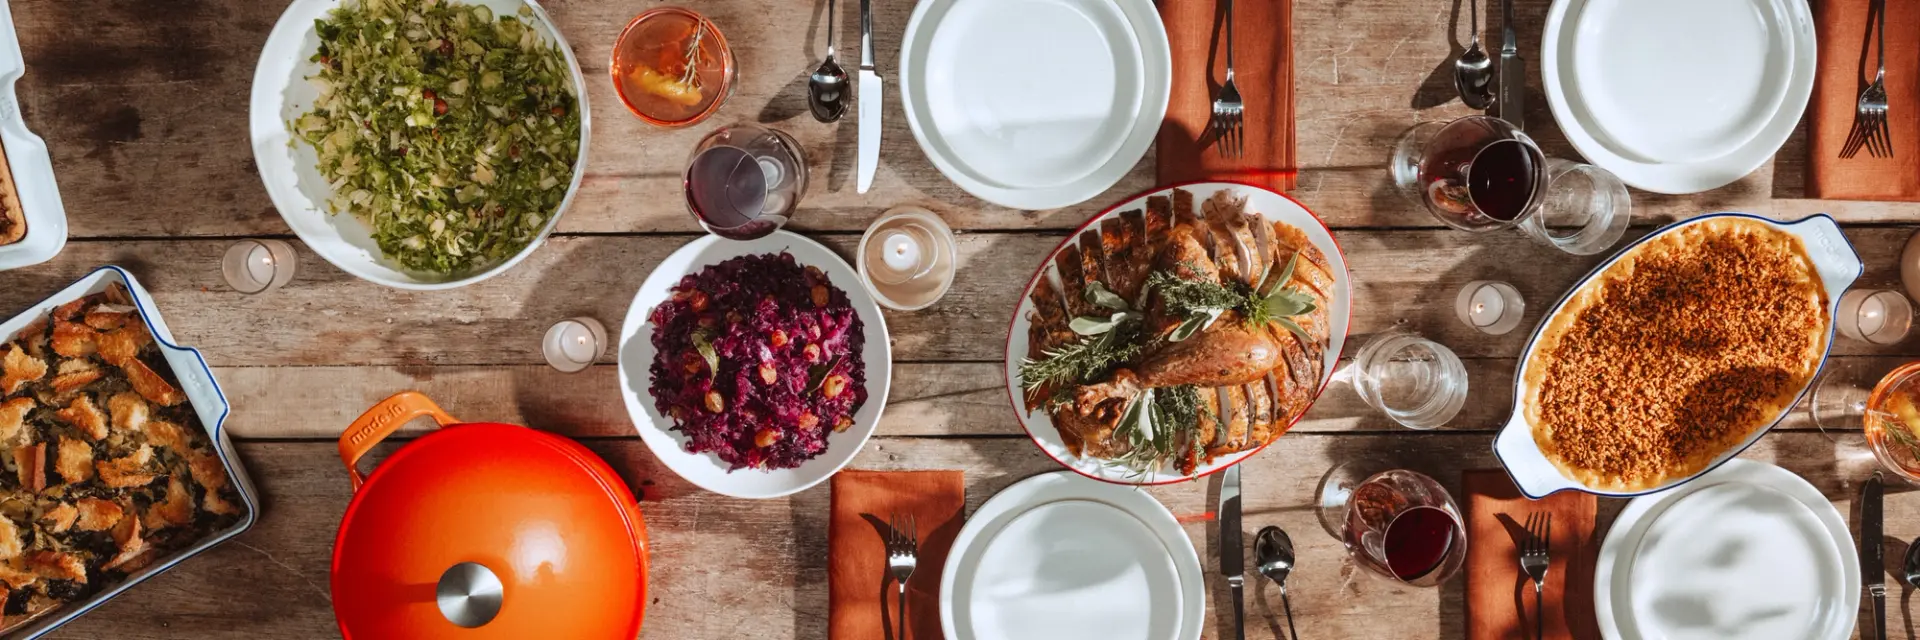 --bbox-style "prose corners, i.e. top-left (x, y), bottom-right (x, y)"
top-left (1454, 0), bottom-right (1493, 109)
top-left (1843, 0), bottom-right (1892, 159)
top-left (887, 513), bottom-right (919, 640)
top-left (1254, 526), bottom-right (1300, 640)
top-left (808, 0), bottom-right (848, 122)
top-left (1221, 465), bottom-right (1245, 639)
top-left (856, 0), bottom-right (880, 192)
top-left (1862, 472), bottom-right (1886, 640)
top-left (1495, 0), bottom-right (1524, 129)
top-left (1210, 0), bottom-right (1244, 158)
top-left (1519, 512), bottom-right (1551, 640)
top-left (1905, 534), bottom-right (1920, 588)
